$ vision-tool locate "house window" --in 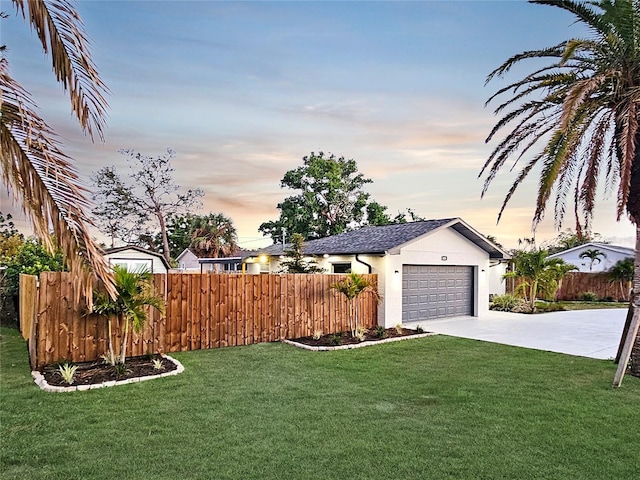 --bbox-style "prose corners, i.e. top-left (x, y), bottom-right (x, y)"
top-left (332, 263), bottom-right (351, 274)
